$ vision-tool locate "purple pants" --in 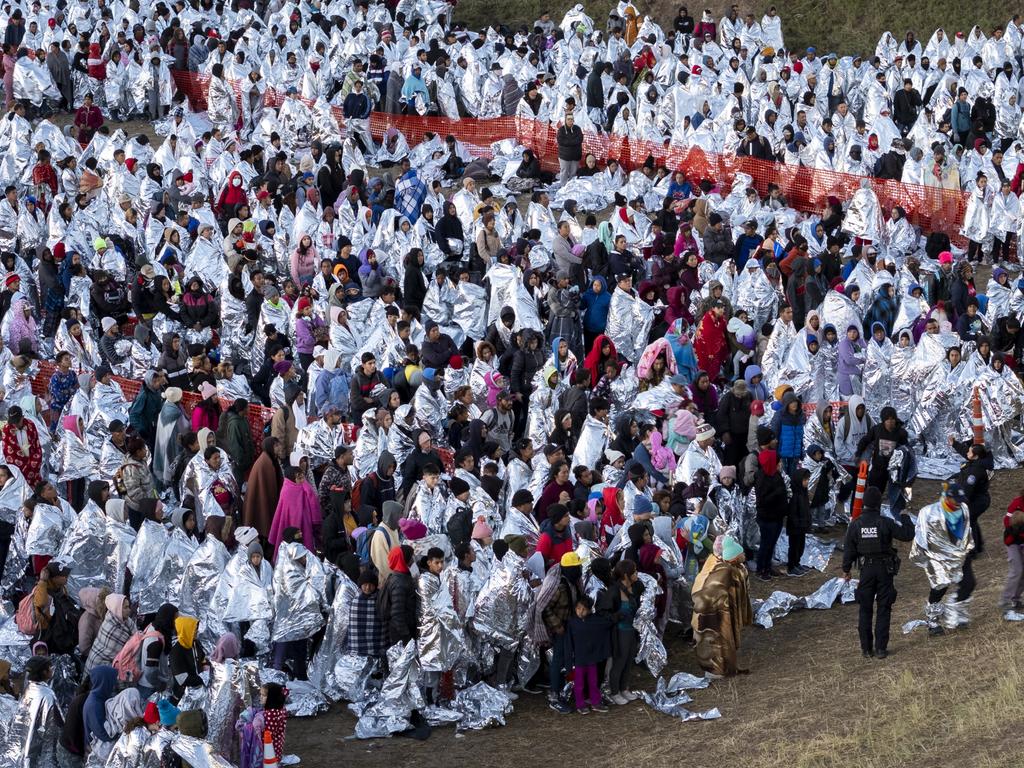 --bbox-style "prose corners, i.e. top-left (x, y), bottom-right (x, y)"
top-left (573, 664), bottom-right (600, 709)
